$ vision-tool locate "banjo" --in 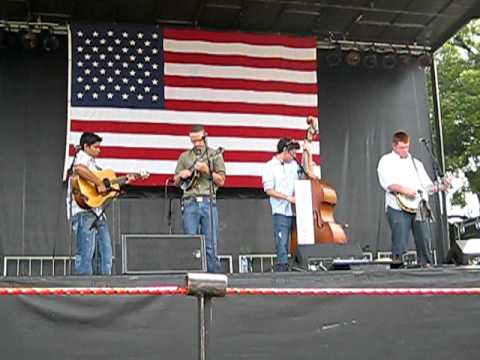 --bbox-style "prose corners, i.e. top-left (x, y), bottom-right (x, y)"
top-left (395, 177), bottom-right (451, 214)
